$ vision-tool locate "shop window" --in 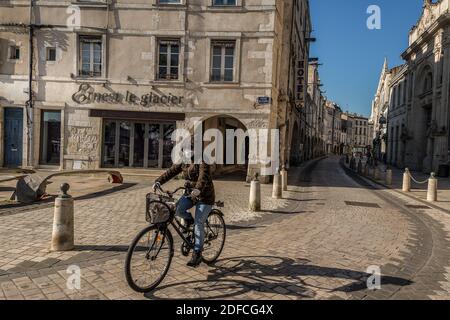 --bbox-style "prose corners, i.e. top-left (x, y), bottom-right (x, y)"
top-left (163, 124), bottom-right (175, 168)
top-left (148, 124), bottom-right (160, 168)
top-left (118, 121), bottom-right (131, 167)
top-left (102, 120), bottom-right (175, 169)
top-left (103, 121), bottom-right (116, 167)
